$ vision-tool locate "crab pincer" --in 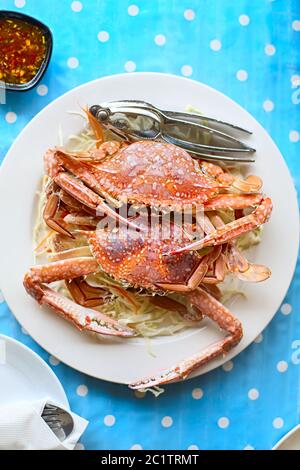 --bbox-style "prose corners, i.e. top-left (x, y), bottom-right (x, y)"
top-left (23, 257), bottom-right (136, 338)
top-left (129, 287), bottom-right (243, 389)
top-left (170, 198), bottom-right (273, 255)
